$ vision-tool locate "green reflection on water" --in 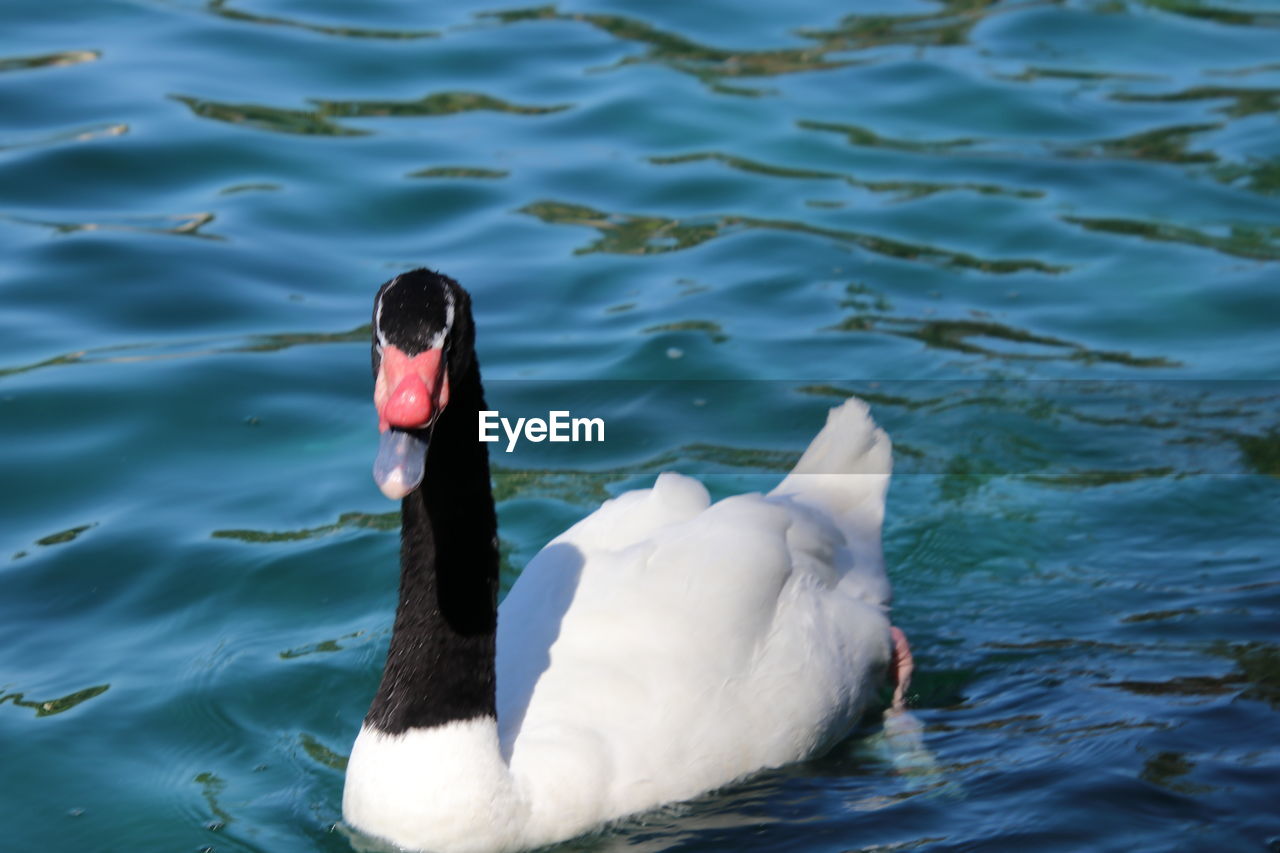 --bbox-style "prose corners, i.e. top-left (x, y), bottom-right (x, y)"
top-left (33, 523), bottom-right (97, 547)
top-left (313, 92), bottom-right (569, 119)
top-left (0, 122), bottom-right (128, 153)
top-left (1063, 216), bottom-right (1280, 261)
top-left (642, 320), bottom-right (727, 343)
top-left (490, 443), bottom-right (800, 505)
top-left (1133, 0), bottom-right (1280, 28)
top-left (213, 511), bottom-right (398, 543)
top-left (408, 166), bottom-right (510, 179)
top-left (797, 0), bottom-right (1013, 50)
top-left (0, 211), bottom-right (221, 240)
top-left (520, 200), bottom-right (1064, 273)
top-left (0, 326), bottom-right (370, 380)
top-left (281, 631), bottom-right (368, 659)
top-left (1211, 642), bottom-right (1280, 708)
top-left (1234, 429), bottom-right (1280, 476)
top-left (1000, 66), bottom-right (1163, 84)
top-left (1139, 750), bottom-right (1211, 794)
top-left (481, 6), bottom-right (854, 94)
top-left (797, 120), bottom-right (975, 153)
top-left (1026, 467), bottom-right (1177, 488)
top-left (830, 310), bottom-right (1179, 368)
top-left (1114, 85), bottom-right (1280, 119)
top-left (193, 771), bottom-right (233, 828)
top-left (170, 94), bottom-right (368, 136)
top-left (0, 49), bottom-right (99, 73)
top-left (650, 151), bottom-right (1041, 200)
top-left (1084, 122), bottom-right (1222, 165)
top-left (299, 733), bottom-right (348, 771)
top-left (1211, 158), bottom-right (1280, 196)
top-left (206, 0), bottom-right (437, 40)
top-left (13, 523), bottom-right (98, 560)
top-left (0, 684), bottom-right (110, 717)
